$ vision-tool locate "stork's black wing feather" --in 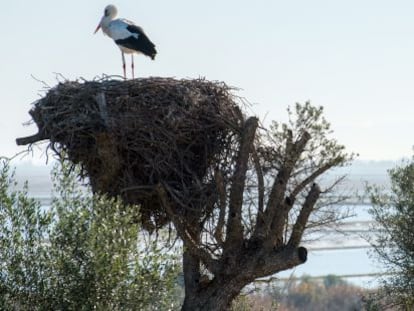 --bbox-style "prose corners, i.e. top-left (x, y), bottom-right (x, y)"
top-left (115, 24), bottom-right (157, 60)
